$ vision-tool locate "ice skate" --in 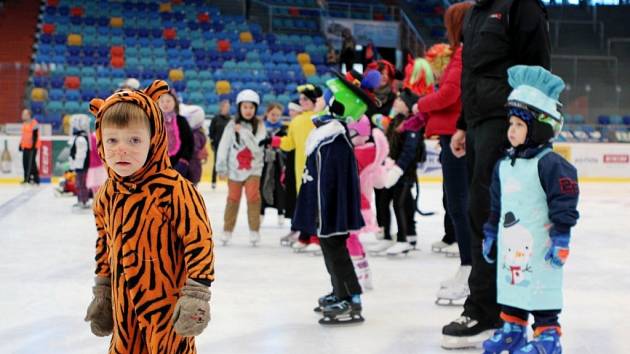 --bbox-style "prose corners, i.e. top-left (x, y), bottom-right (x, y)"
top-left (443, 242), bottom-right (460, 257)
top-left (431, 240), bottom-right (452, 253)
top-left (280, 231), bottom-right (298, 247)
top-left (313, 292), bottom-right (338, 313)
top-left (277, 214), bottom-right (285, 226)
top-left (304, 242), bottom-right (322, 255)
top-left (482, 322), bottom-right (527, 354)
top-left (384, 242), bottom-right (413, 256)
top-left (514, 327), bottom-right (562, 354)
top-left (292, 240), bottom-right (308, 253)
top-left (440, 265), bottom-right (471, 289)
top-left (442, 316), bottom-right (498, 349)
top-left (249, 231), bottom-right (261, 246)
top-left (367, 240), bottom-right (394, 256)
top-left (375, 227), bottom-right (385, 240)
top-left (435, 280), bottom-right (470, 306)
top-left (221, 231), bottom-right (233, 246)
top-left (318, 299), bottom-right (364, 325)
